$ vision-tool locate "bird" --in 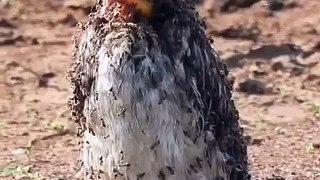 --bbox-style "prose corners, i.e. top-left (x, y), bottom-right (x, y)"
top-left (67, 0), bottom-right (249, 179)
